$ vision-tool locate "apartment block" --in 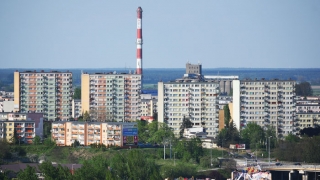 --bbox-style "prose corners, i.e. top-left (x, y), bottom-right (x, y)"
top-left (0, 112), bottom-right (44, 142)
top-left (81, 72), bottom-right (142, 122)
top-left (158, 81), bottom-right (220, 137)
top-left (14, 70), bottom-right (73, 121)
top-left (140, 94), bottom-right (157, 117)
top-left (0, 120), bottom-right (36, 144)
top-left (295, 96), bottom-right (320, 129)
top-left (233, 79), bottom-right (296, 138)
top-left (51, 121), bottom-right (137, 147)
top-left (72, 99), bottom-right (82, 119)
